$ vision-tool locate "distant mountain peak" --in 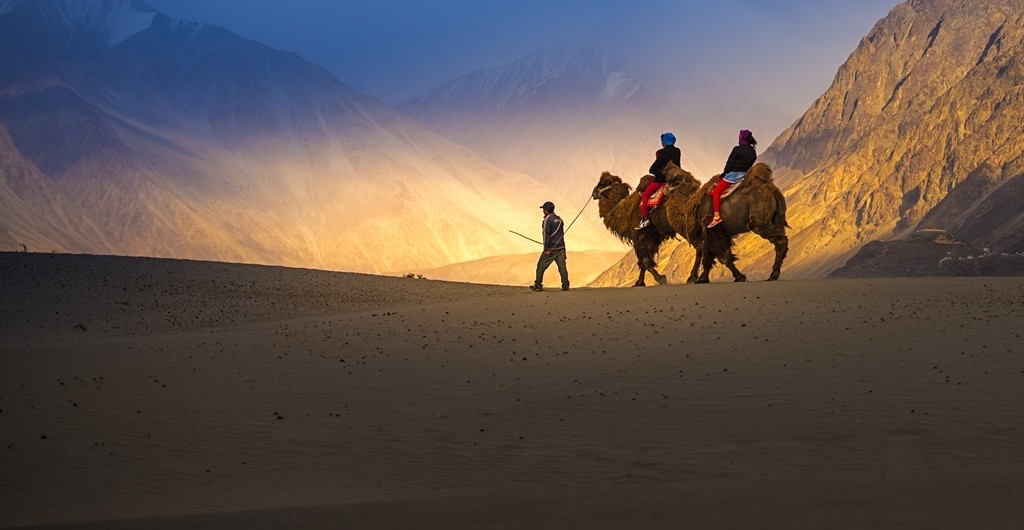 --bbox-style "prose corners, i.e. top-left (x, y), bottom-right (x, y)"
top-left (400, 28), bottom-right (642, 116)
top-left (531, 28), bottom-right (611, 76)
top-left (5, 0), bottom-right (157, 48)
